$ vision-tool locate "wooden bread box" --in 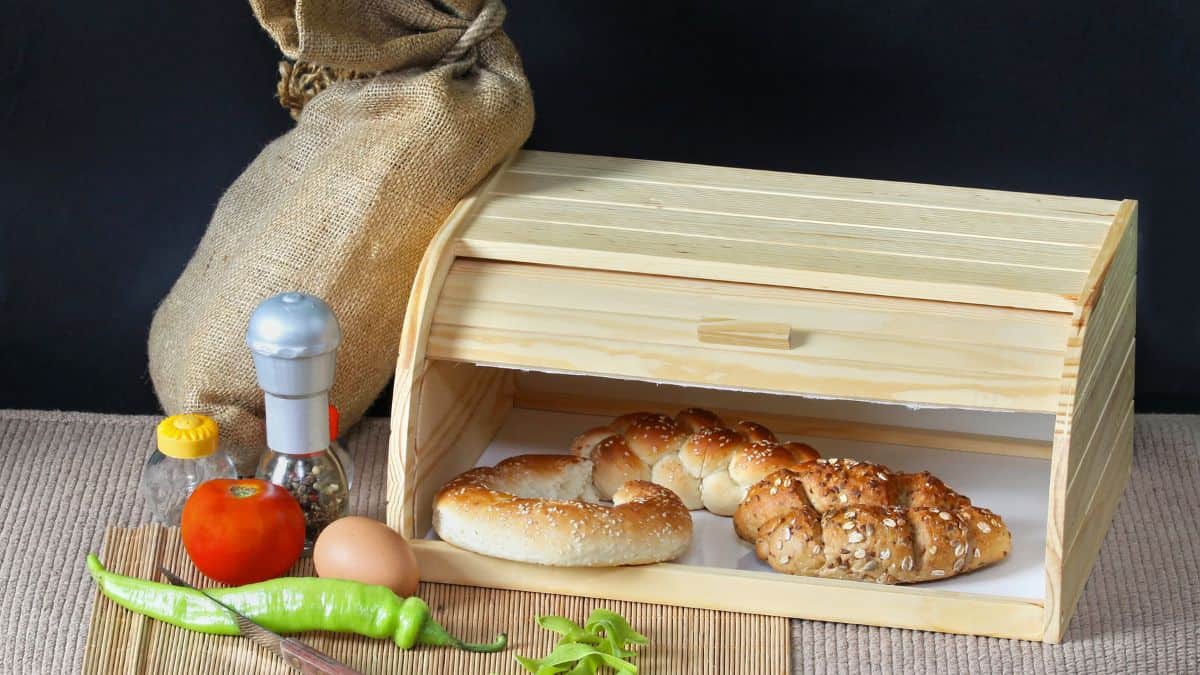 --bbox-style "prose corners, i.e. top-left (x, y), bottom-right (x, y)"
top-left (387, 151), bottom-right (1136, 643)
